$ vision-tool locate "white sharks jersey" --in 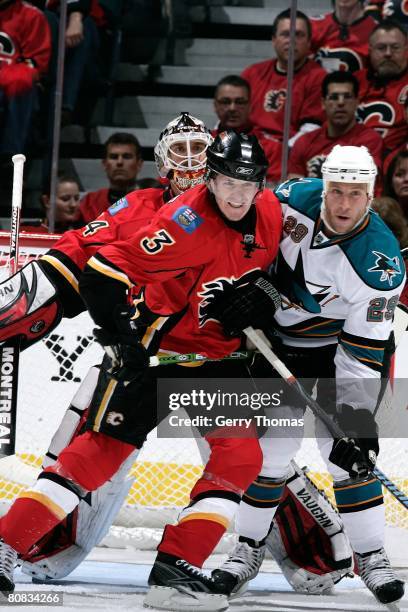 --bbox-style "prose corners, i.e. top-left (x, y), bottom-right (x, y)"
top-left (272, 178), bottom-right (405, 405)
